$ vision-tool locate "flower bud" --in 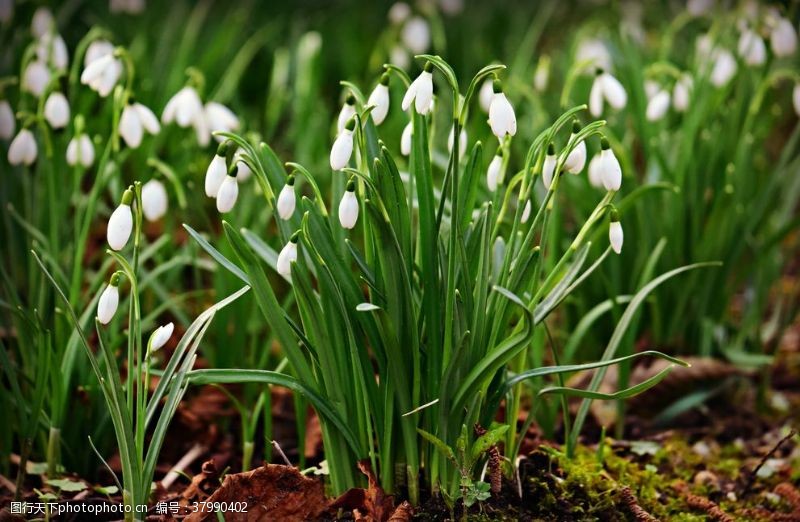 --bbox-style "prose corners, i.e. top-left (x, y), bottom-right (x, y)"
top-left (107, 188), bottom-right (134, 250)
top-left (216, 167), bottom-right (239, 213)
top-left (277, 233), bottom-right (299, 278)
top-left (149, 322), bottom-right (174, 352)
top-left (609, 210), bottom-right (623, 254)
top-left (330, 119), bottom-right (355, 170)
top-left (44, 92), bottom-right (70, 129)
top-left (338, 179), bottom-right (359, 229)
top-left (97, 274), bottom-right (120, 325)
top-left (142, 179), bottom-right (168, 222)
top-left (205, 142), bottom-right (229, 197)
top-left (277, 175), bottom-right (296, 220)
